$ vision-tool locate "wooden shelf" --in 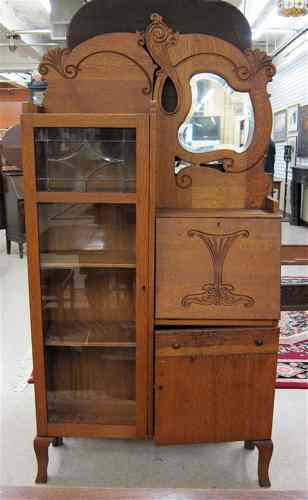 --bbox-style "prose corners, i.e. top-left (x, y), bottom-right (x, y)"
top-left (40, 250), bottom-right (136, 269)
top-left (36, 192), bottom-right (137, 204)
top-left (45, 320), bottom-right (136, 347)
top-left (47, 390), bottom-right (136, 425)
